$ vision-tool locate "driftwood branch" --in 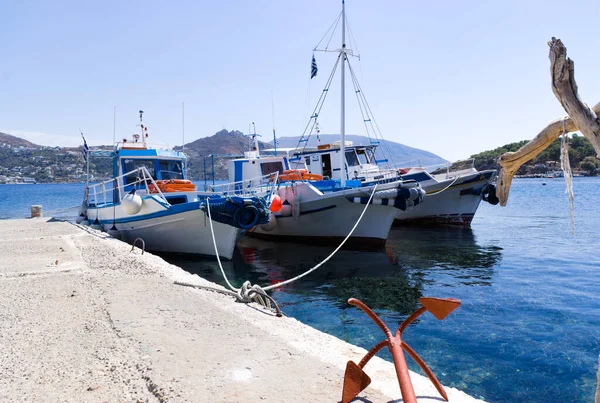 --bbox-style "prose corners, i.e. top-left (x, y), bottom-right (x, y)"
top-left (496, 38), bottom-right (600, 206)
